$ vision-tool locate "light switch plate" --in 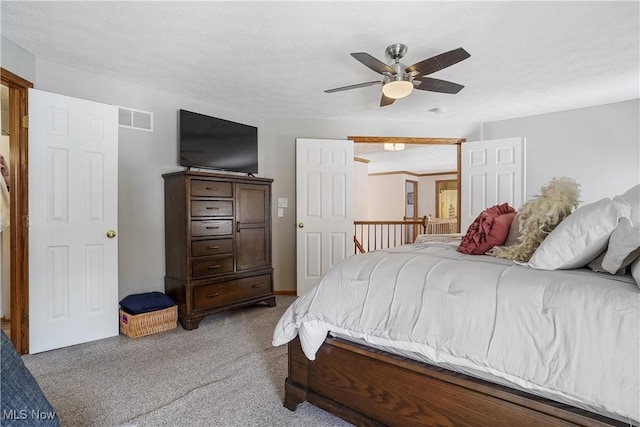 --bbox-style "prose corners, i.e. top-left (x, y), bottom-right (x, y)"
top-left (277, 197), bottom-right (288, 208)
top-left (277, 208), bottom-right (284, 217)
